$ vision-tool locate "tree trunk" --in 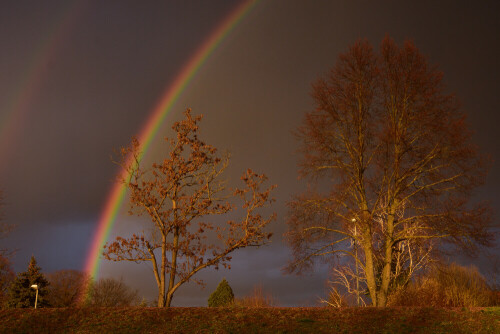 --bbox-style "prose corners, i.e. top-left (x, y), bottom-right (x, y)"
top-left (147, 247), bottom-right (164, 308)
top-left (165, 292), bottom-right (173, 307)
top-left (165, 289), bottom-right (175, 308)
top-left (157, 287), bottom-right (165, 307)
top-left (158, 234), bottom-right (167, 307)
top-left (363, 239), bottom-right (378, 306)
top-left (166, 227), bottom-right (180, 307)
top-left (153, 264), bottom-right (164, 307)
top-left (378, 205), bottom-right (397, 307)
top-left (377, 245), bottom-right (393, 307)
top-left (360, 210), bottom-right (378, 306)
